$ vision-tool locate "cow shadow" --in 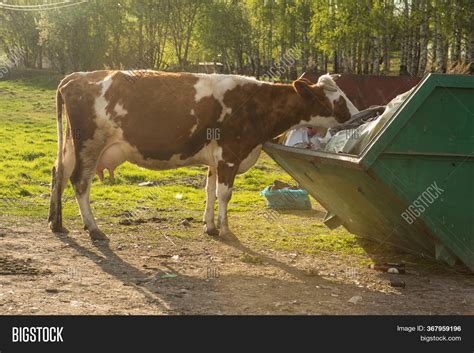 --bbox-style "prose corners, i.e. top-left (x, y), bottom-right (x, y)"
top-left (51, 229), bottom-right (388, 314)
top-left (216, 235), bottom-right (323, 283)
top-left (52, 231), bottom-right (210, 314)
